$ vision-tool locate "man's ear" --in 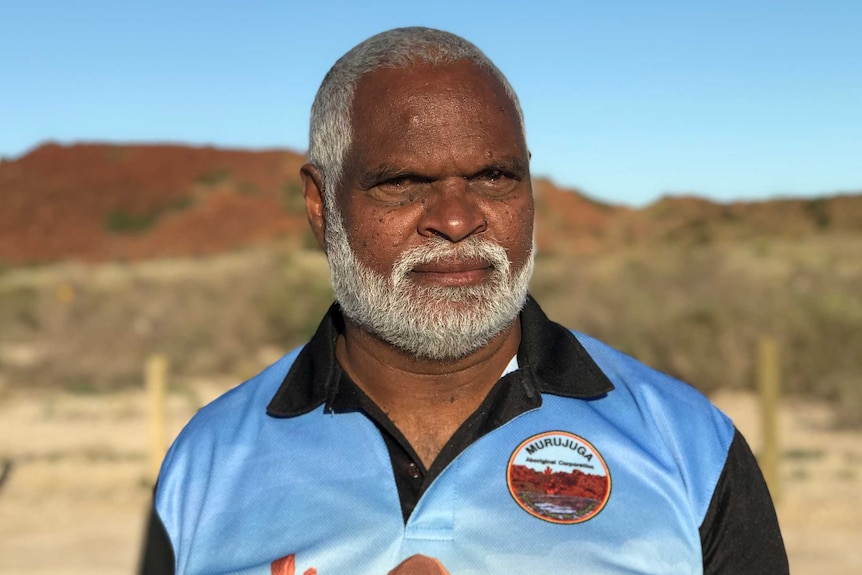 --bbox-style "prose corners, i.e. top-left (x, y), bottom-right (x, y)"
top-left (300, 164), bottom-right (327, 250)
